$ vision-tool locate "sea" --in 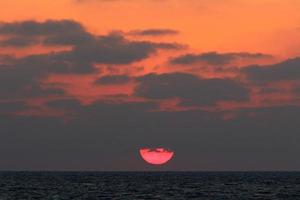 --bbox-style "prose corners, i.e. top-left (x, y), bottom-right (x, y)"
top-left (0, 172), bottom-right (299, 199)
